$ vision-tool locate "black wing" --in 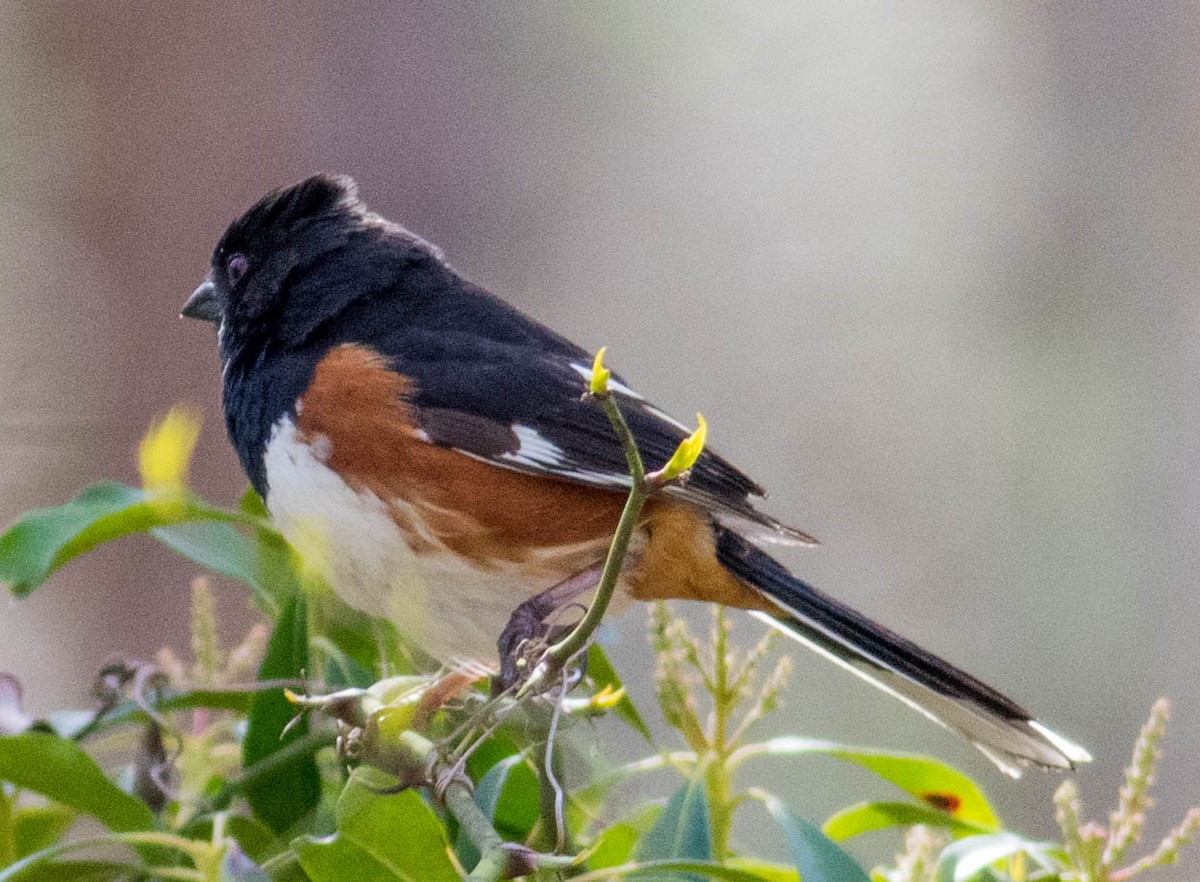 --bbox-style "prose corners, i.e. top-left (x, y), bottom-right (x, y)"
top-left (365, 283), bottom-right (814, 545)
